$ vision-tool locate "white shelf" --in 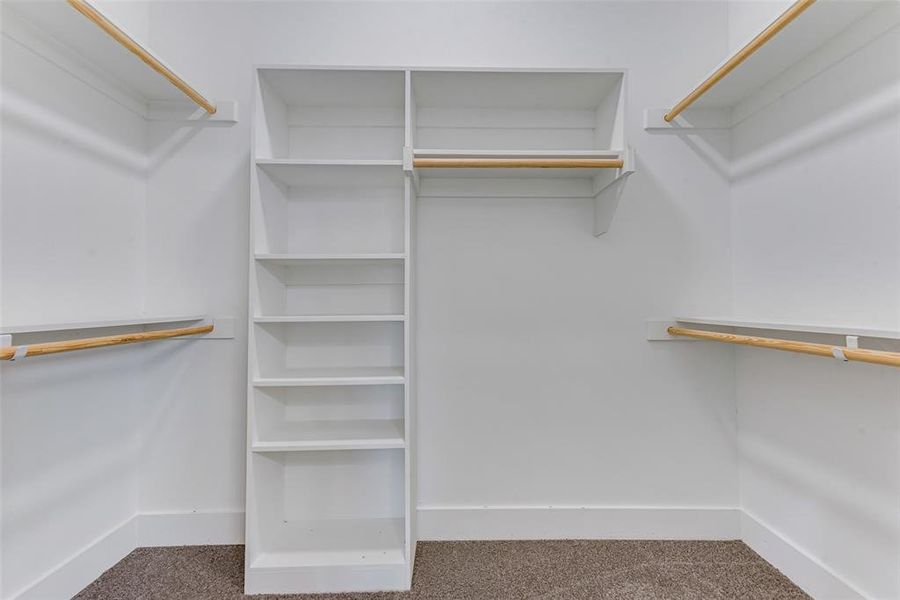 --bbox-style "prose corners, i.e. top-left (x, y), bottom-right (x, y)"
top-left (675, 317), bottom-right (900, 341)
top-left (256, 253), bottom-right (405, 265)
top-left (253, 367), bottom-right (406, 387)
top-left (1, 314), bottom-right (205, 335)
top-left (250, 517), bottom-right (405, 569)
top-left (412, 149), bottom-right (625, 179)
top-left (254, 315), bottom-right (405, 324)
top-left (256, 159), bottom-right (403, 187)
top-left (414, 149), bottom-right (623, 158)
top-left (252, 419), bottom-right (405, 452)
top-left (672, 1), bottom-right (884, 113)
top-left (3, 0), bottom-right (221, 118)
